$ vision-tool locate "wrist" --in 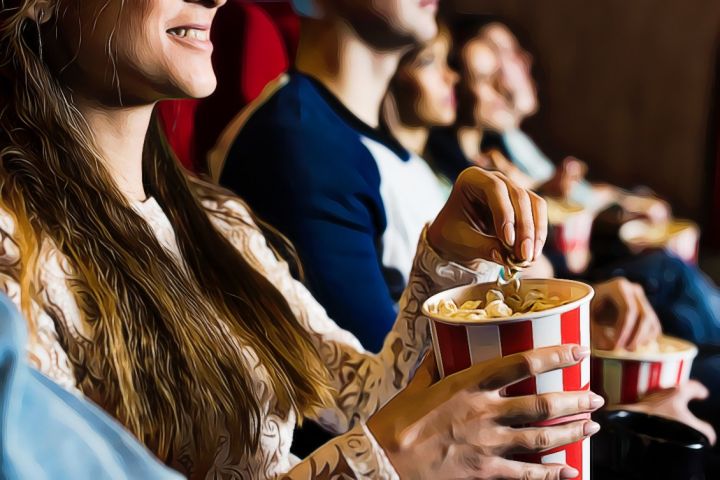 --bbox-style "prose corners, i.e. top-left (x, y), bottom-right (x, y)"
top-left (427, 221), bottom-right (473, 266)
top-left (366, 413), bottom-right (405, 477)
